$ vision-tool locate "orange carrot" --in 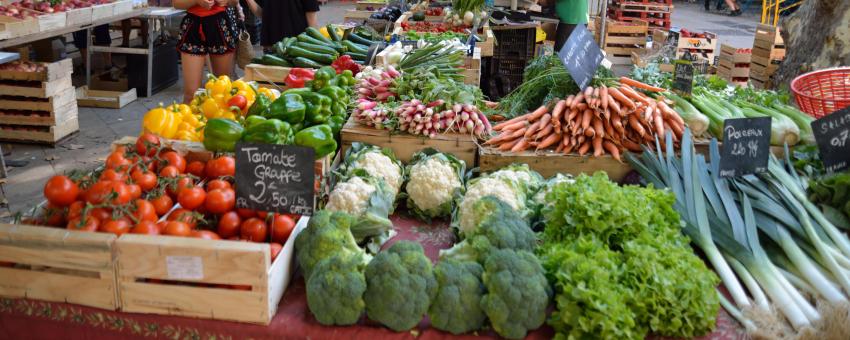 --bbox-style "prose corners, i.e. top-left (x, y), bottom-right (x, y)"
top-left (658, 101), bottom-right (685, 126)
top-left (506, 126), bottom-right (528, 140)
top-left (528, 105), bottom-right (548, 121)
top-left (668, 118), bottom-right (684, 137)
top-left (524, 119), bottom-right (542, 138)
top-left (566, 108), bottom-right (579, 124)
top-left (605, 119), bottom-right (615, 139)
top-left (581, 109), bottom-right (593, 130)
top-left (600, 85), bottom-right (609, 110)
top-left (622, 139), bottom-right (642, 152)
top-left (653, 112), bottom-right (665, 137)
top-left (602, 141), bottom-right (622, 162)
top-left (555, 143), bottom-right (564, 153)
top-left (485, 132), bottom-right (512, 145)
top-left (584, 86), bottom-right (594, 98)
top-left (575, 103), bottom-right (588, 111)
top-left (493, 113), bottom-right (529, 131)
top-left (535, 124), bottom-right (554, 140)
top-left (585, 127), bottom-right (596, 138)
top-left (612, 114), bottom-right (624, 133)
top-left (607, 87), bottom-right (636, 110)
top-left (570, 93), bottom-right (585, 109)
top-left (578, 141), bottom-right (591, 156)
top-left (628, 114), bottom-right (646, 136)
top-left (511, 138), bottom-right (530, 152)
top-left (592, 136), bottom-right (604, 156)
top-left (619, 85), bottom-right (651, 106)
top-left (564, 95), bottom-right (576, 108)
top-left (577, 135), bottom-right (586, 146)
top-left (619, 77), bottom-right (666, 92)
top-left (537, 133), bottom-right (561, 150)
top-left (593, 117), bottom-right (604, 138)
top-left (499, 138), bottom-right (520, 151)
top-left (496, 120), bottom-right (526, 132)
top-left (608, 98), bottom-right (622, 116)
top-left (551, 100), bottom-right (566, 130)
